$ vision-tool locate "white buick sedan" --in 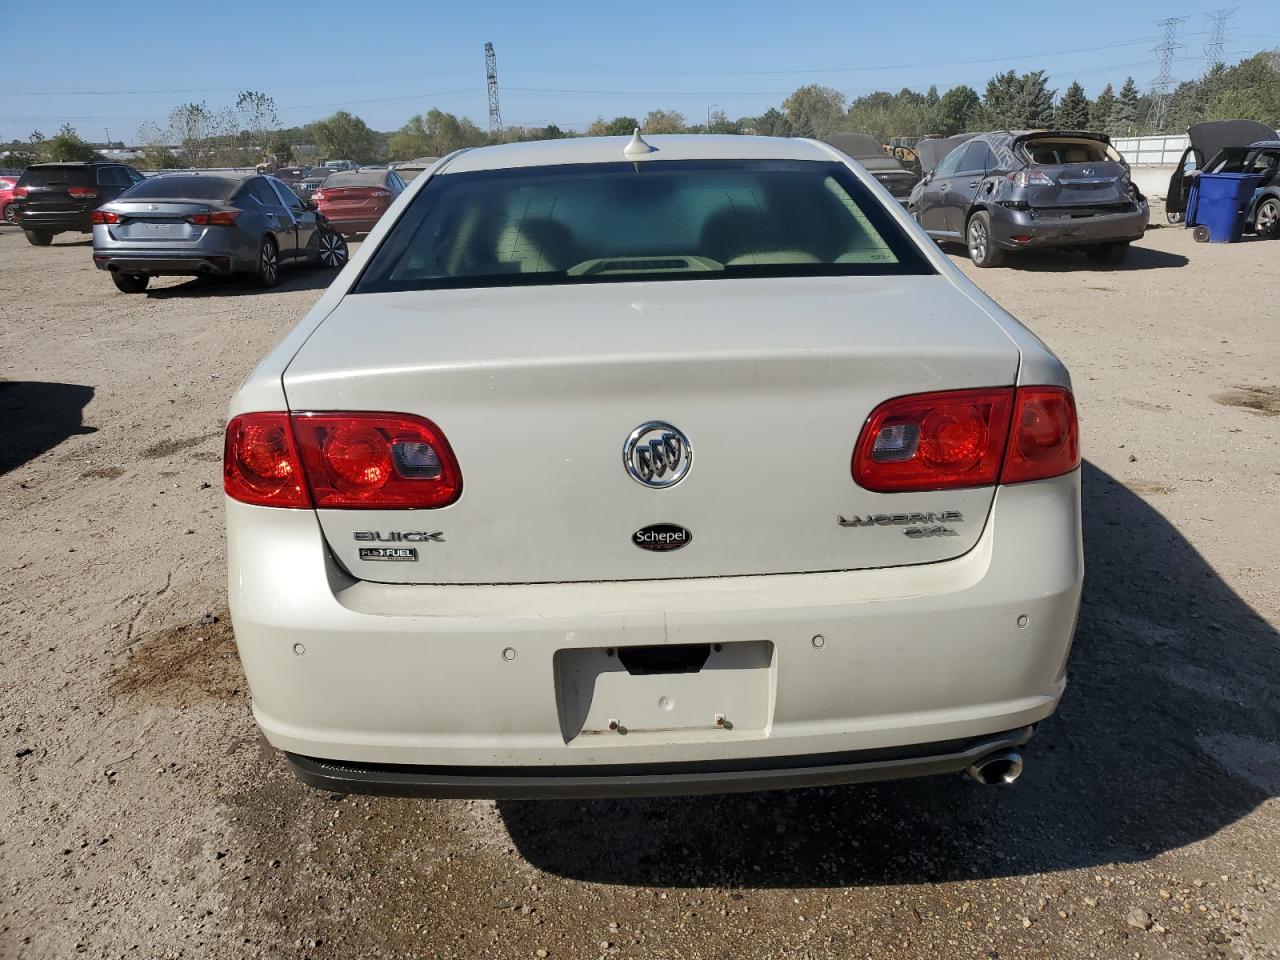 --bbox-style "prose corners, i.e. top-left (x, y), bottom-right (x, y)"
top-left (224, 133), bottom-right (1083, 798)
